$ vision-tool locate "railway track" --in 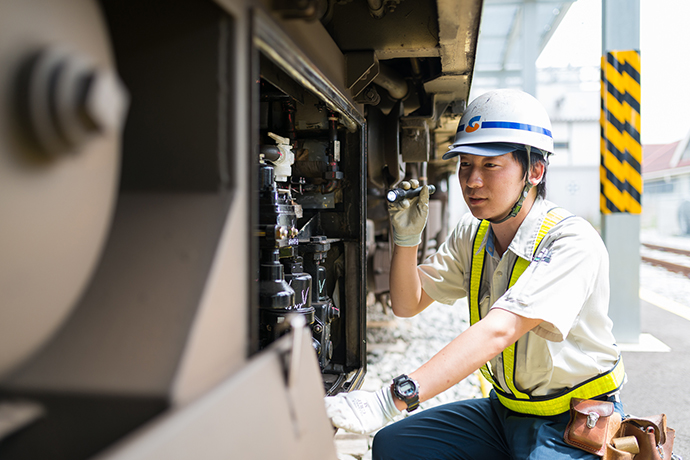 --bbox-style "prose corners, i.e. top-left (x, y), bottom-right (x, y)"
top-left (641, 243), bottom-right (690, 276)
